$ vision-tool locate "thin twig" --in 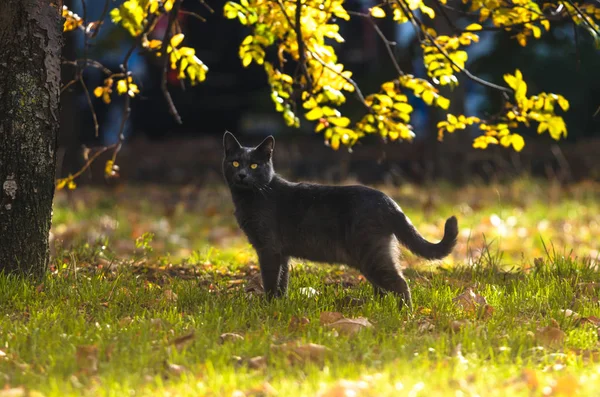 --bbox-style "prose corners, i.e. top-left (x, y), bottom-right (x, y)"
top-left (161, 0), bottom-right (183, 124)
top-left (179, 10), bottom-right (206, 22)
top-left (395, 0), bottom-right (512, 96)
top-left (308, 50), bottom-right (369, 108)
top-left (79, 76), bottom-right (100, 137)
top-left (347, 10), bottom-right (405, 76)
top-left (57, 144), bottom-right (117, 184)
top-left (295, 0), bottom-right (313, 91)
top-left (563, 0), bottom-right (600, 36)
top-left (61, 79), bottom-right (78, 93)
